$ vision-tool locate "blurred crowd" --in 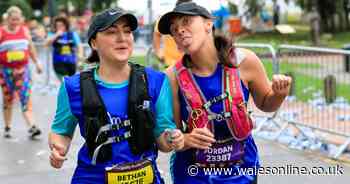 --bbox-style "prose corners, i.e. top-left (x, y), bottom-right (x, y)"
top-left (0, 8), bottom-right (94, 44)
